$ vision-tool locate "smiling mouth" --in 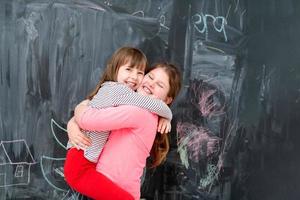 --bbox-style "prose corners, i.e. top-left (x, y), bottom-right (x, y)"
top-left (125, 81), bottom-right (136, 88)
top-left (142, 86), bottom-right (152, 94)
